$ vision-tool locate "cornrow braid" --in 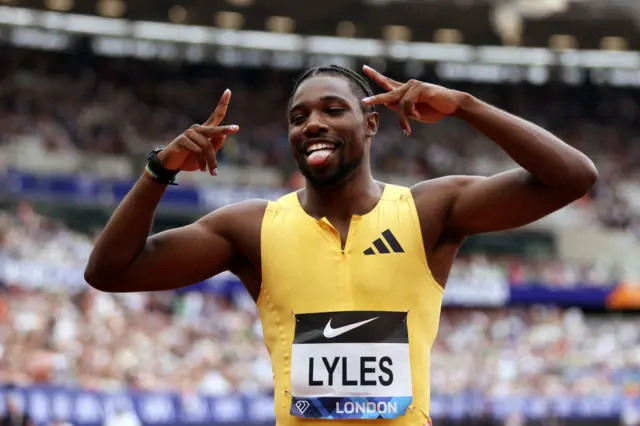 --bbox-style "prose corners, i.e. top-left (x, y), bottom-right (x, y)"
top-left (288, 64), bottom-right (376, 113)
